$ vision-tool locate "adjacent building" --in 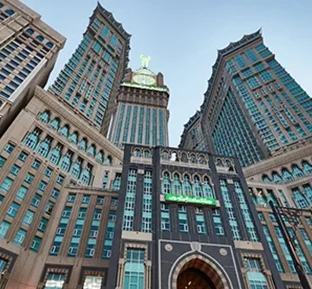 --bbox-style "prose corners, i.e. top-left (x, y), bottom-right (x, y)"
top-left (0, 0), bottom-right (66, 136)
top-left (108, 58), bottom-right (170, 148)
top-left (48, 3), bottom-right (130, 133)
top-left (180, 30), bottom-right (312, 167)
